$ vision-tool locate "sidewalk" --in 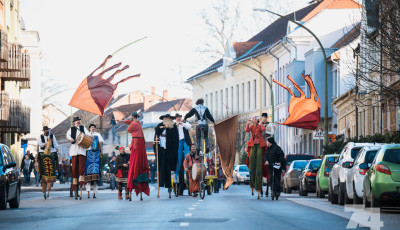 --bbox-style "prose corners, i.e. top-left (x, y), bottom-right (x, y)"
top-left (22, 182), bottom-right (111, 192)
